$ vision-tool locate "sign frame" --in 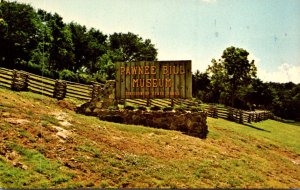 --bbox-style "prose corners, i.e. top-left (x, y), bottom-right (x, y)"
top-left (115, 60), bottom-right (192, 99)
